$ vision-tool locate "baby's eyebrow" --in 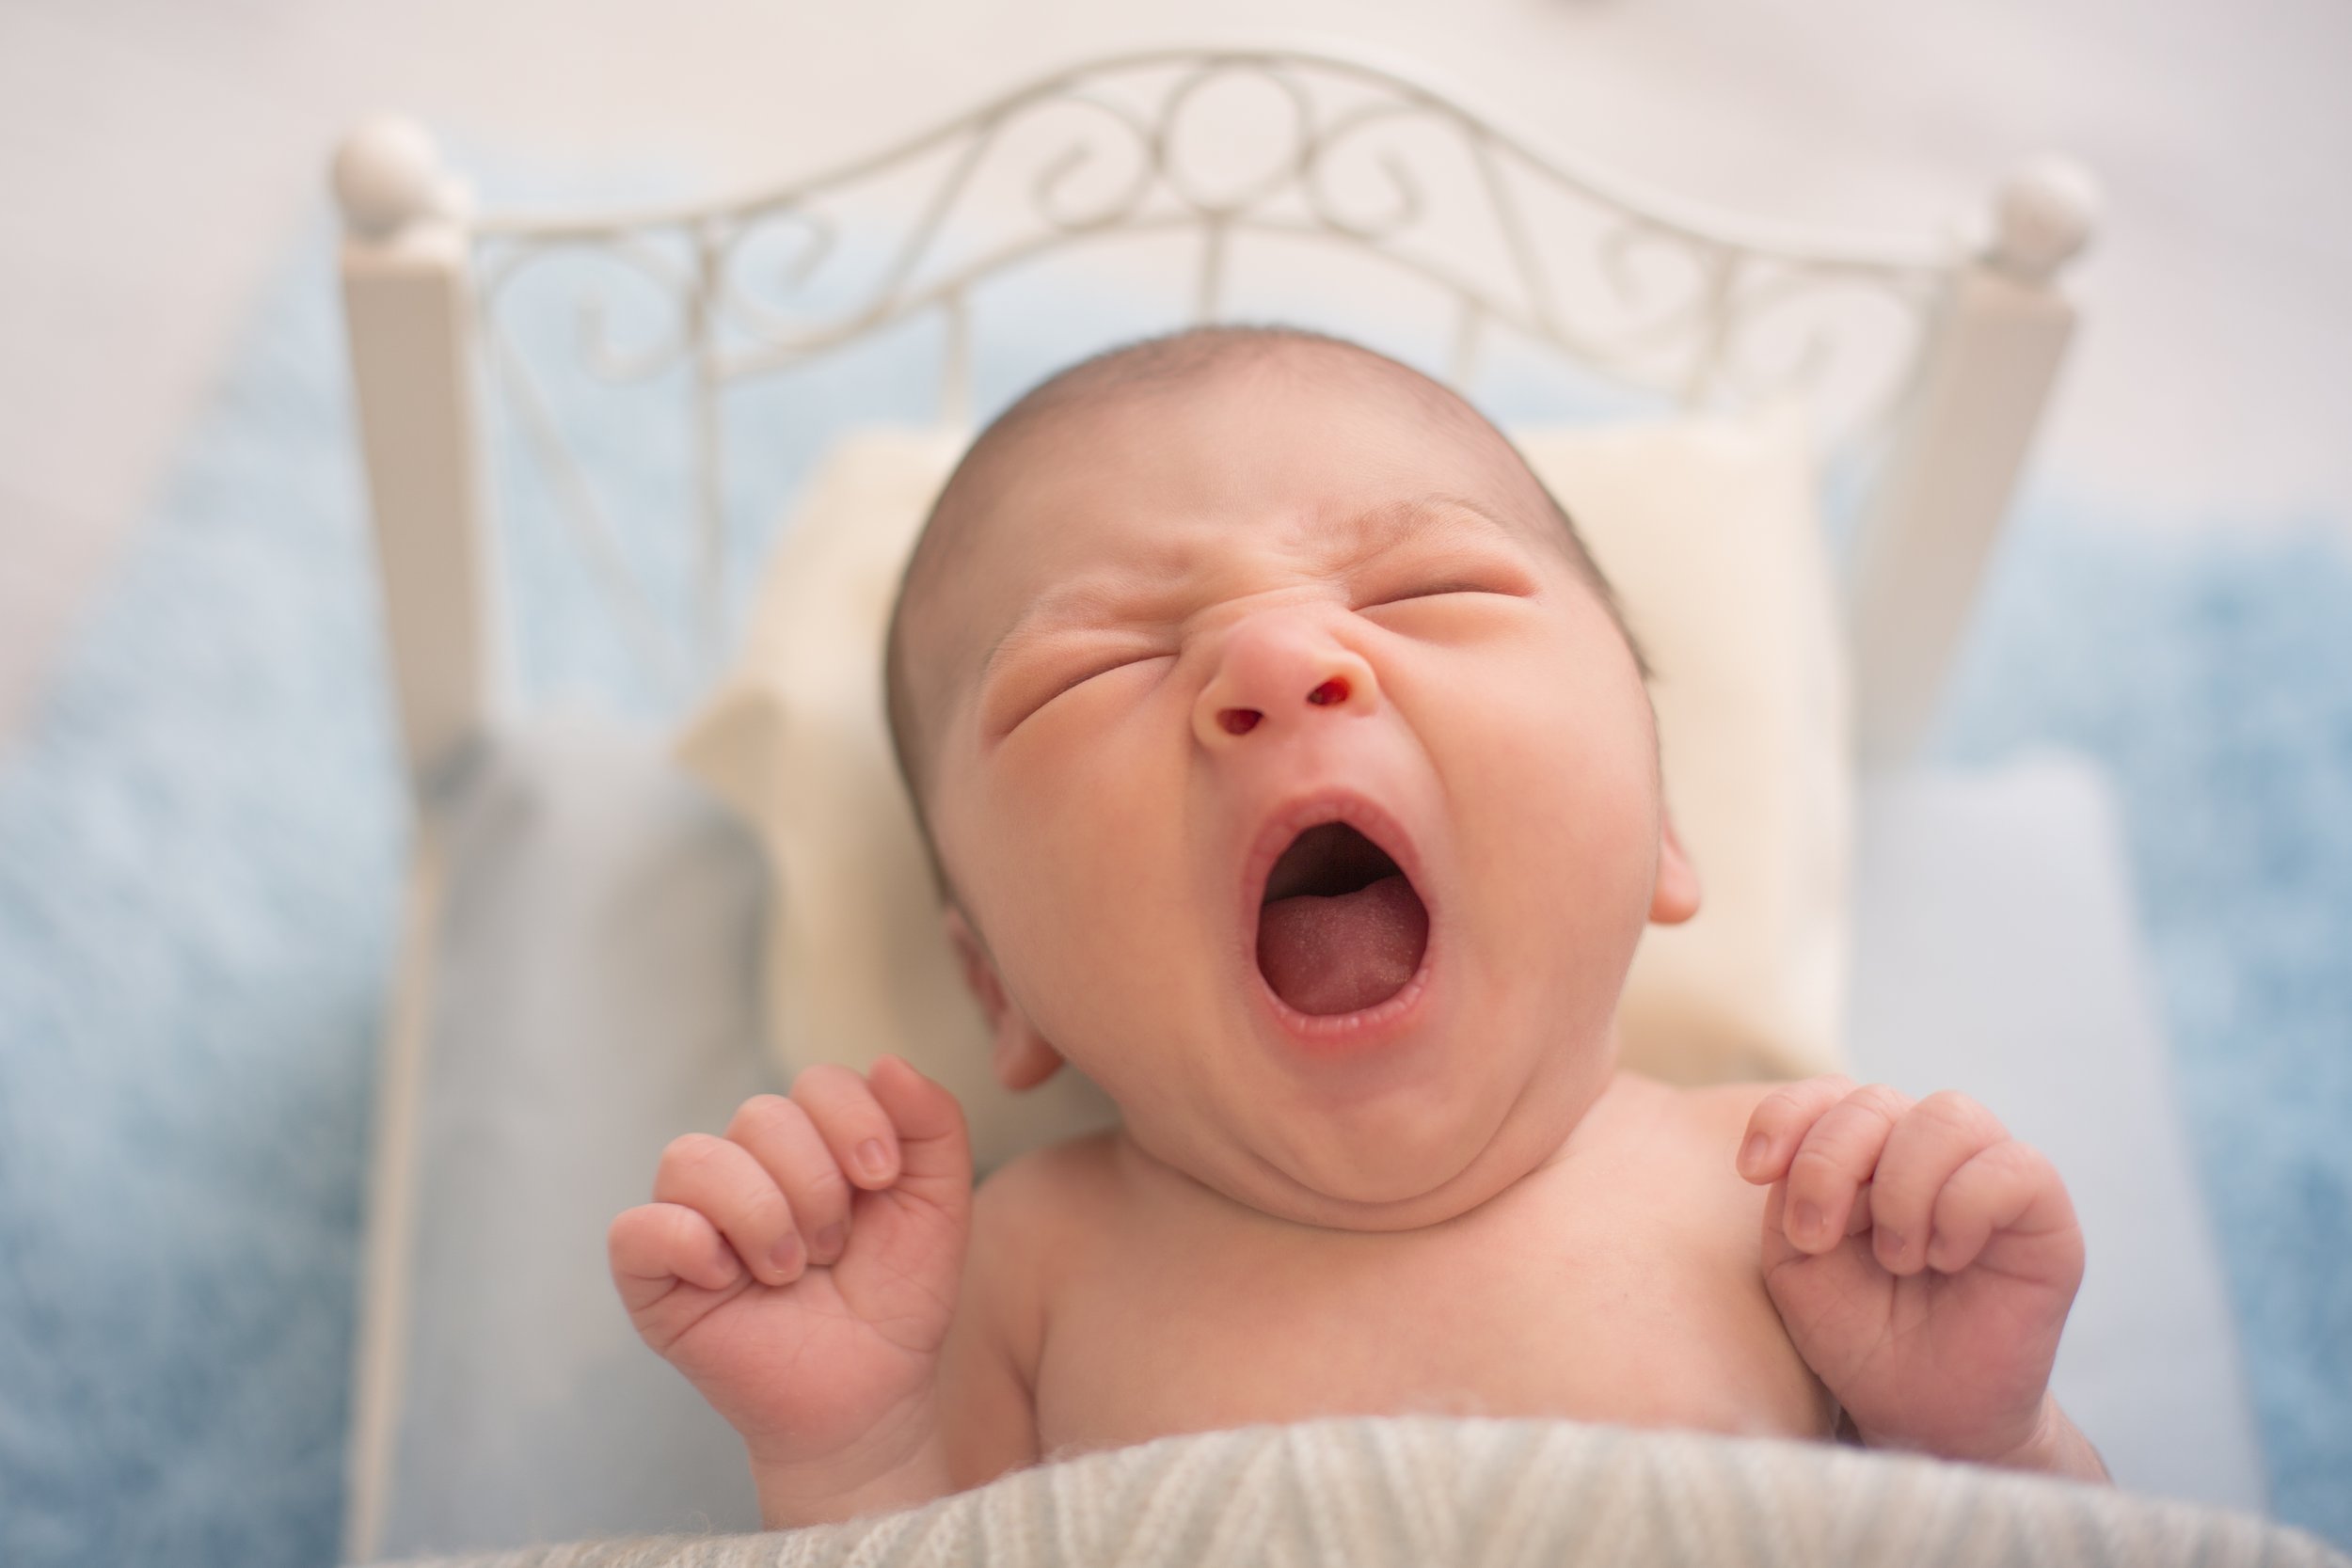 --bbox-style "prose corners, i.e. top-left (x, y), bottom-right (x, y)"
top-left (982, 578), bottom-right (1184, 676)
top-left (1342, 493), bottom-right (1524, 559)
top-left (980, 492), bottom-right (1524, 673)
